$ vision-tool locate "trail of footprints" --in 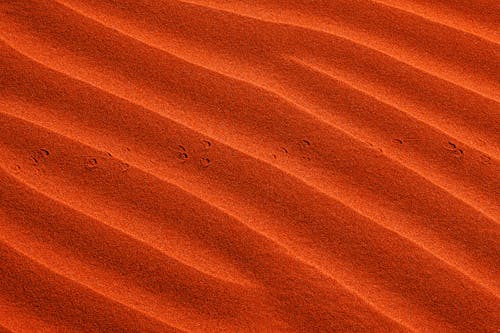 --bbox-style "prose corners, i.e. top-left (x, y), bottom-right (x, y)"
top-left (16, 136), bottom-right (493, 178)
